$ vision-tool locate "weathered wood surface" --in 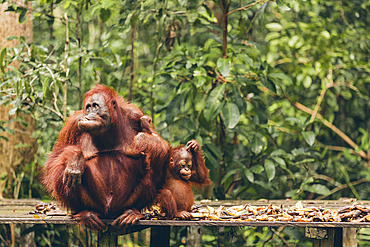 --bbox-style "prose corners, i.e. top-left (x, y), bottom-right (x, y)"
top-left (1, 198), bottom-right (370, 228)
